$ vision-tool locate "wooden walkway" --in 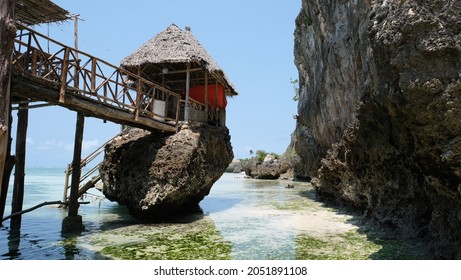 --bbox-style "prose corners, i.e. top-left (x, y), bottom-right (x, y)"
top-left (10, 23), bottom-right (193, 133)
